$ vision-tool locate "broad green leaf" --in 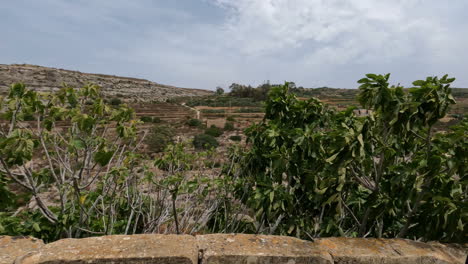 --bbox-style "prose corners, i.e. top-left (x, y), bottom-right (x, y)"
top-left (94, 150), bottom-right (114, 166)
